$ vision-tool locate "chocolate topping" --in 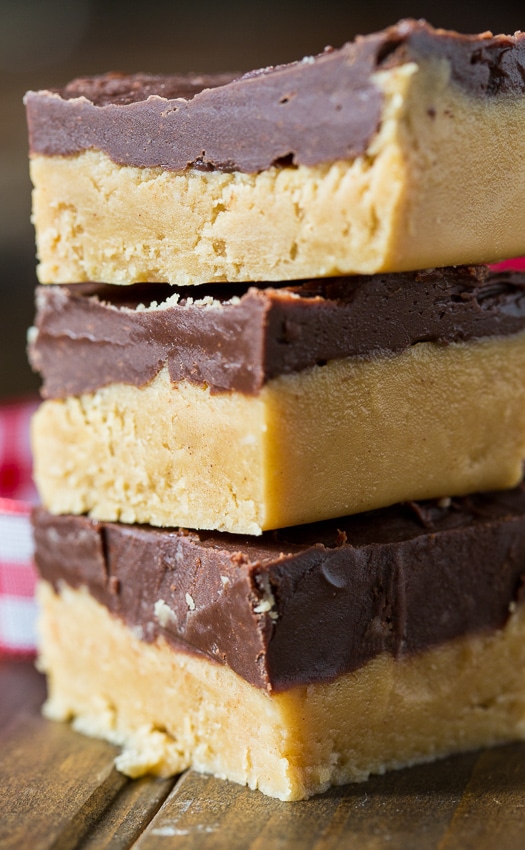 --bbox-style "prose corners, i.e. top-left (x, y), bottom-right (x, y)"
top-left (25, 20), bottom-right (525, 173)
top-left (29, 267), bottom-right (525, 398)
top-left (33, 485), bottom-right (525, 692)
